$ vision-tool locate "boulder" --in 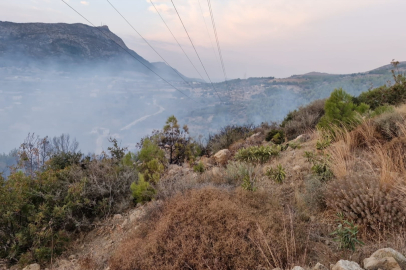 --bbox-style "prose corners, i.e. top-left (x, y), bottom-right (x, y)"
top-left (167, 164), bottom-right (182, 176)
top-left (292, 266), bottom-right (305, 270)
top-left (313, 263), bottom-right (329, 270)
top-left (22, 264), bottom-right (40, 270)
top-left (332, 260), bottom-right (363, 270)
top-left (294, 134), bottom-right (310, 143)
top-left (364, 248), bottom-right (406, 270)
top-left (213, 149), bottom-right (231, 165)
top-left (364, 256), bottom-right (401, 270)
top-left (200, 156), bottom-right (213, 168)
top-left (211, 167), bottom-right (223, 178)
